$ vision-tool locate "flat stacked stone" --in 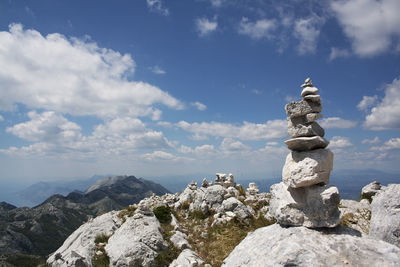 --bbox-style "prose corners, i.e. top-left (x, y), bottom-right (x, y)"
top-left (269, 78), bottom-right (340, 228)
